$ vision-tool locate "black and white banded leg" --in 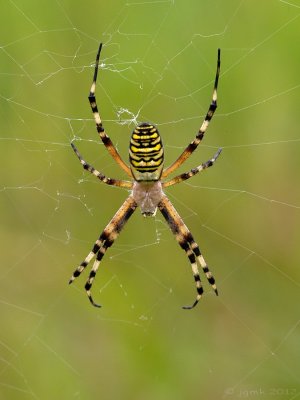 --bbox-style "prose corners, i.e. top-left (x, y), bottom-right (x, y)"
top-left (69, 196), bottom-right (137, 307)
top-left (162, 48), bottom-right (221, 178)
top-left (88, 43), bottom-right (131, 177)
top-left (163, 147), bottom-right (222, 188)
top-left (71, 142), bottom-right (132, 189)
top-left (158, 195), bottom-right (218, 309)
